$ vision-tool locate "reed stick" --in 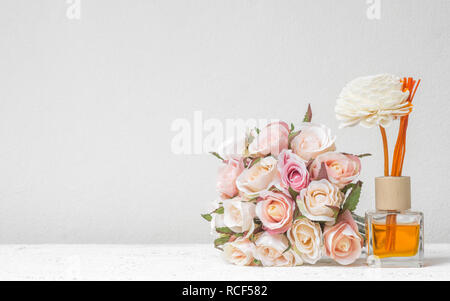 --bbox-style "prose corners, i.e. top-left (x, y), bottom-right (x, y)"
top-left (379, 126), bottom-right (389, 177)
